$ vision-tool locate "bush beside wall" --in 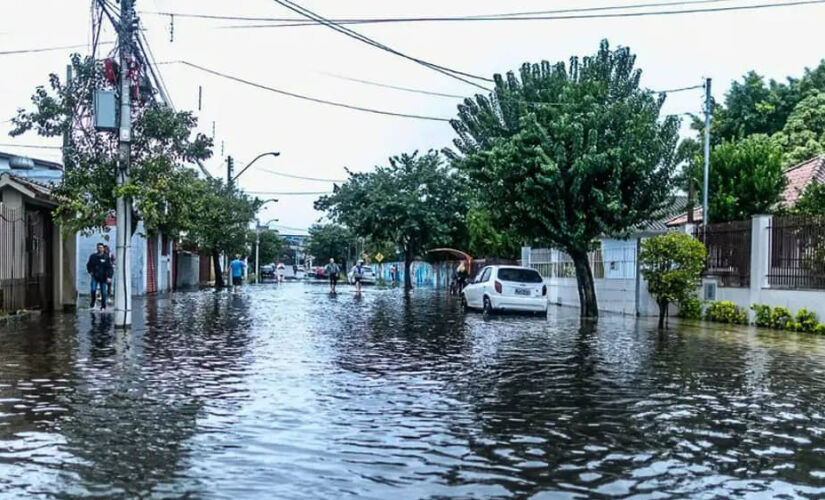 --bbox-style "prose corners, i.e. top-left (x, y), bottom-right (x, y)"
top-left (698, 302), bottom-right (825, 335)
